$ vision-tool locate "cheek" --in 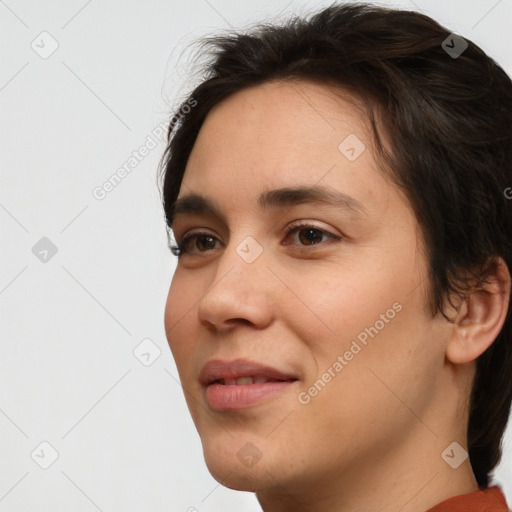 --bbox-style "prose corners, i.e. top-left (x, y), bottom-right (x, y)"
top-left (293, 309), bottom-right (433, 461)
top-left (164, 275), bottom-right (197, 366)
top-left (284, 262), bottom-right (404, 361)
top-left (310, 285), bottom-right (442, 415)
top-left (295, 253), bottom-right (439, 401)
